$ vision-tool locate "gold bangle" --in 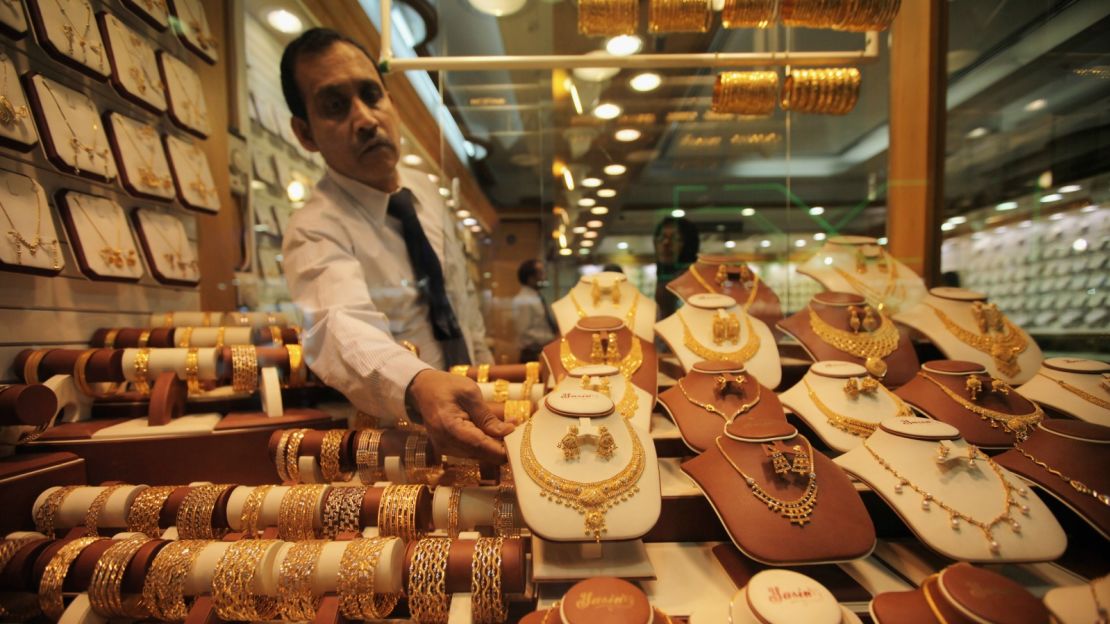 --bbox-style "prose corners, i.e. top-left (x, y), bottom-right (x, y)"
top-left (274, 429), bottom-right (294, 482)
top-left (214, 326), bottom-right (226, 348)
top-left (285, 428), bottom-right (309, 482)
top-left (230, 345), bottom-right (259, 393)
top-left (320, 430), bottom-right (353, 482)
top-left (184, 348), bottom-right (201, 395)
top-left (34, 485), bottom-right (78, 538)
top-left (88, 537), bottom-right (150, 619)
top-left (269, 325), bottom-right (284, 346)
top-left (337, 537), bottom-right (400, 620)
top-left (137, 329), bottom-right (151, 348)
top-left (450, 365), bottom-right (471, 376)
top-left (277, 540), bottom-right (325, 621)
top-left (648, 0), bottom-right (711, 33)
top-left (408, 537), bottom-right (452, 623)
top-left (477, 363), bottom-right (491, 384)
top-left (323, 485), bottom-right (366, 539)
top-left (176, 484), bottom-right (232, 539)
top-left (492, 378), bottom-right (511, 403)
top-left (277, 484), bottom-right (326, 541)
top-left (73, 349), bottom-right (108, 398)
top-left (285, 344), bottom-right (306, 387)
top-left (503, 400), bottom-right (532, 425)
top-left (212, 539), bottom-right (280, 621)
top-left (471, 537), bottom-right (507, 624)
top-left (447, 487), bottom-right (462, 538)
top-left (39, 537), bottom-right (102, 619)
top-left (127, 485), bottom-right (176, 538)
top-left (524, 361), bottom-right (540, 384)
top-left (0, 538), bottom-right (39, 619)
top-left (176, 326), bottom-right (193, 348)
top-left (577, 0), bottom-right (638, 35)
top-left (239, 485), bottom-right (273, 538)
top-left (22, 349), bottom-right (48, 384)
top-left (377, 484), bottom-right (423, 542)
top-left (356, 429), bottom-right (385, 484)
top-left (404, 433), bottom-right (430, 483)
top-left (133, 348), bottom-right (151, 395)
top-left (85, 484), bottom-right (125, 537)
top-left (142, 539), bottom-right (205, 621)
top-left (103, 328), bottom-right (121, 348)
top-left (493, 484), bottom-right (519, 539)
